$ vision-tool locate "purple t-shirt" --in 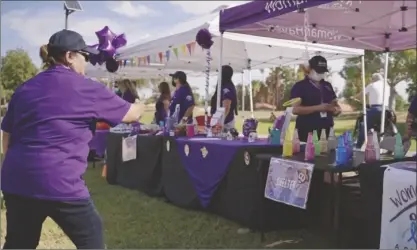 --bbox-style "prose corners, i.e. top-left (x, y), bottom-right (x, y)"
top-left (290, 77), bottom-right (337, 132)
top-left (169, 85), bottom-right (195, 123)
top-left (122, 90), bottom-right (136, 104)
top-left (210, 84), bottom-right (237, 124)
top-left (409, 96), bottom-right (417, 117)
top-left (1, 66), bottom-right (130, 201)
